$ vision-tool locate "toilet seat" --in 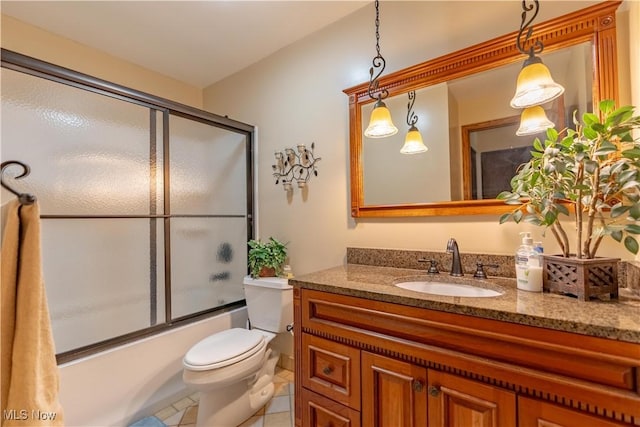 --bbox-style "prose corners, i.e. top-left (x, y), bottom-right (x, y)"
top-left (184, 328), bottom-right (266, 371)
